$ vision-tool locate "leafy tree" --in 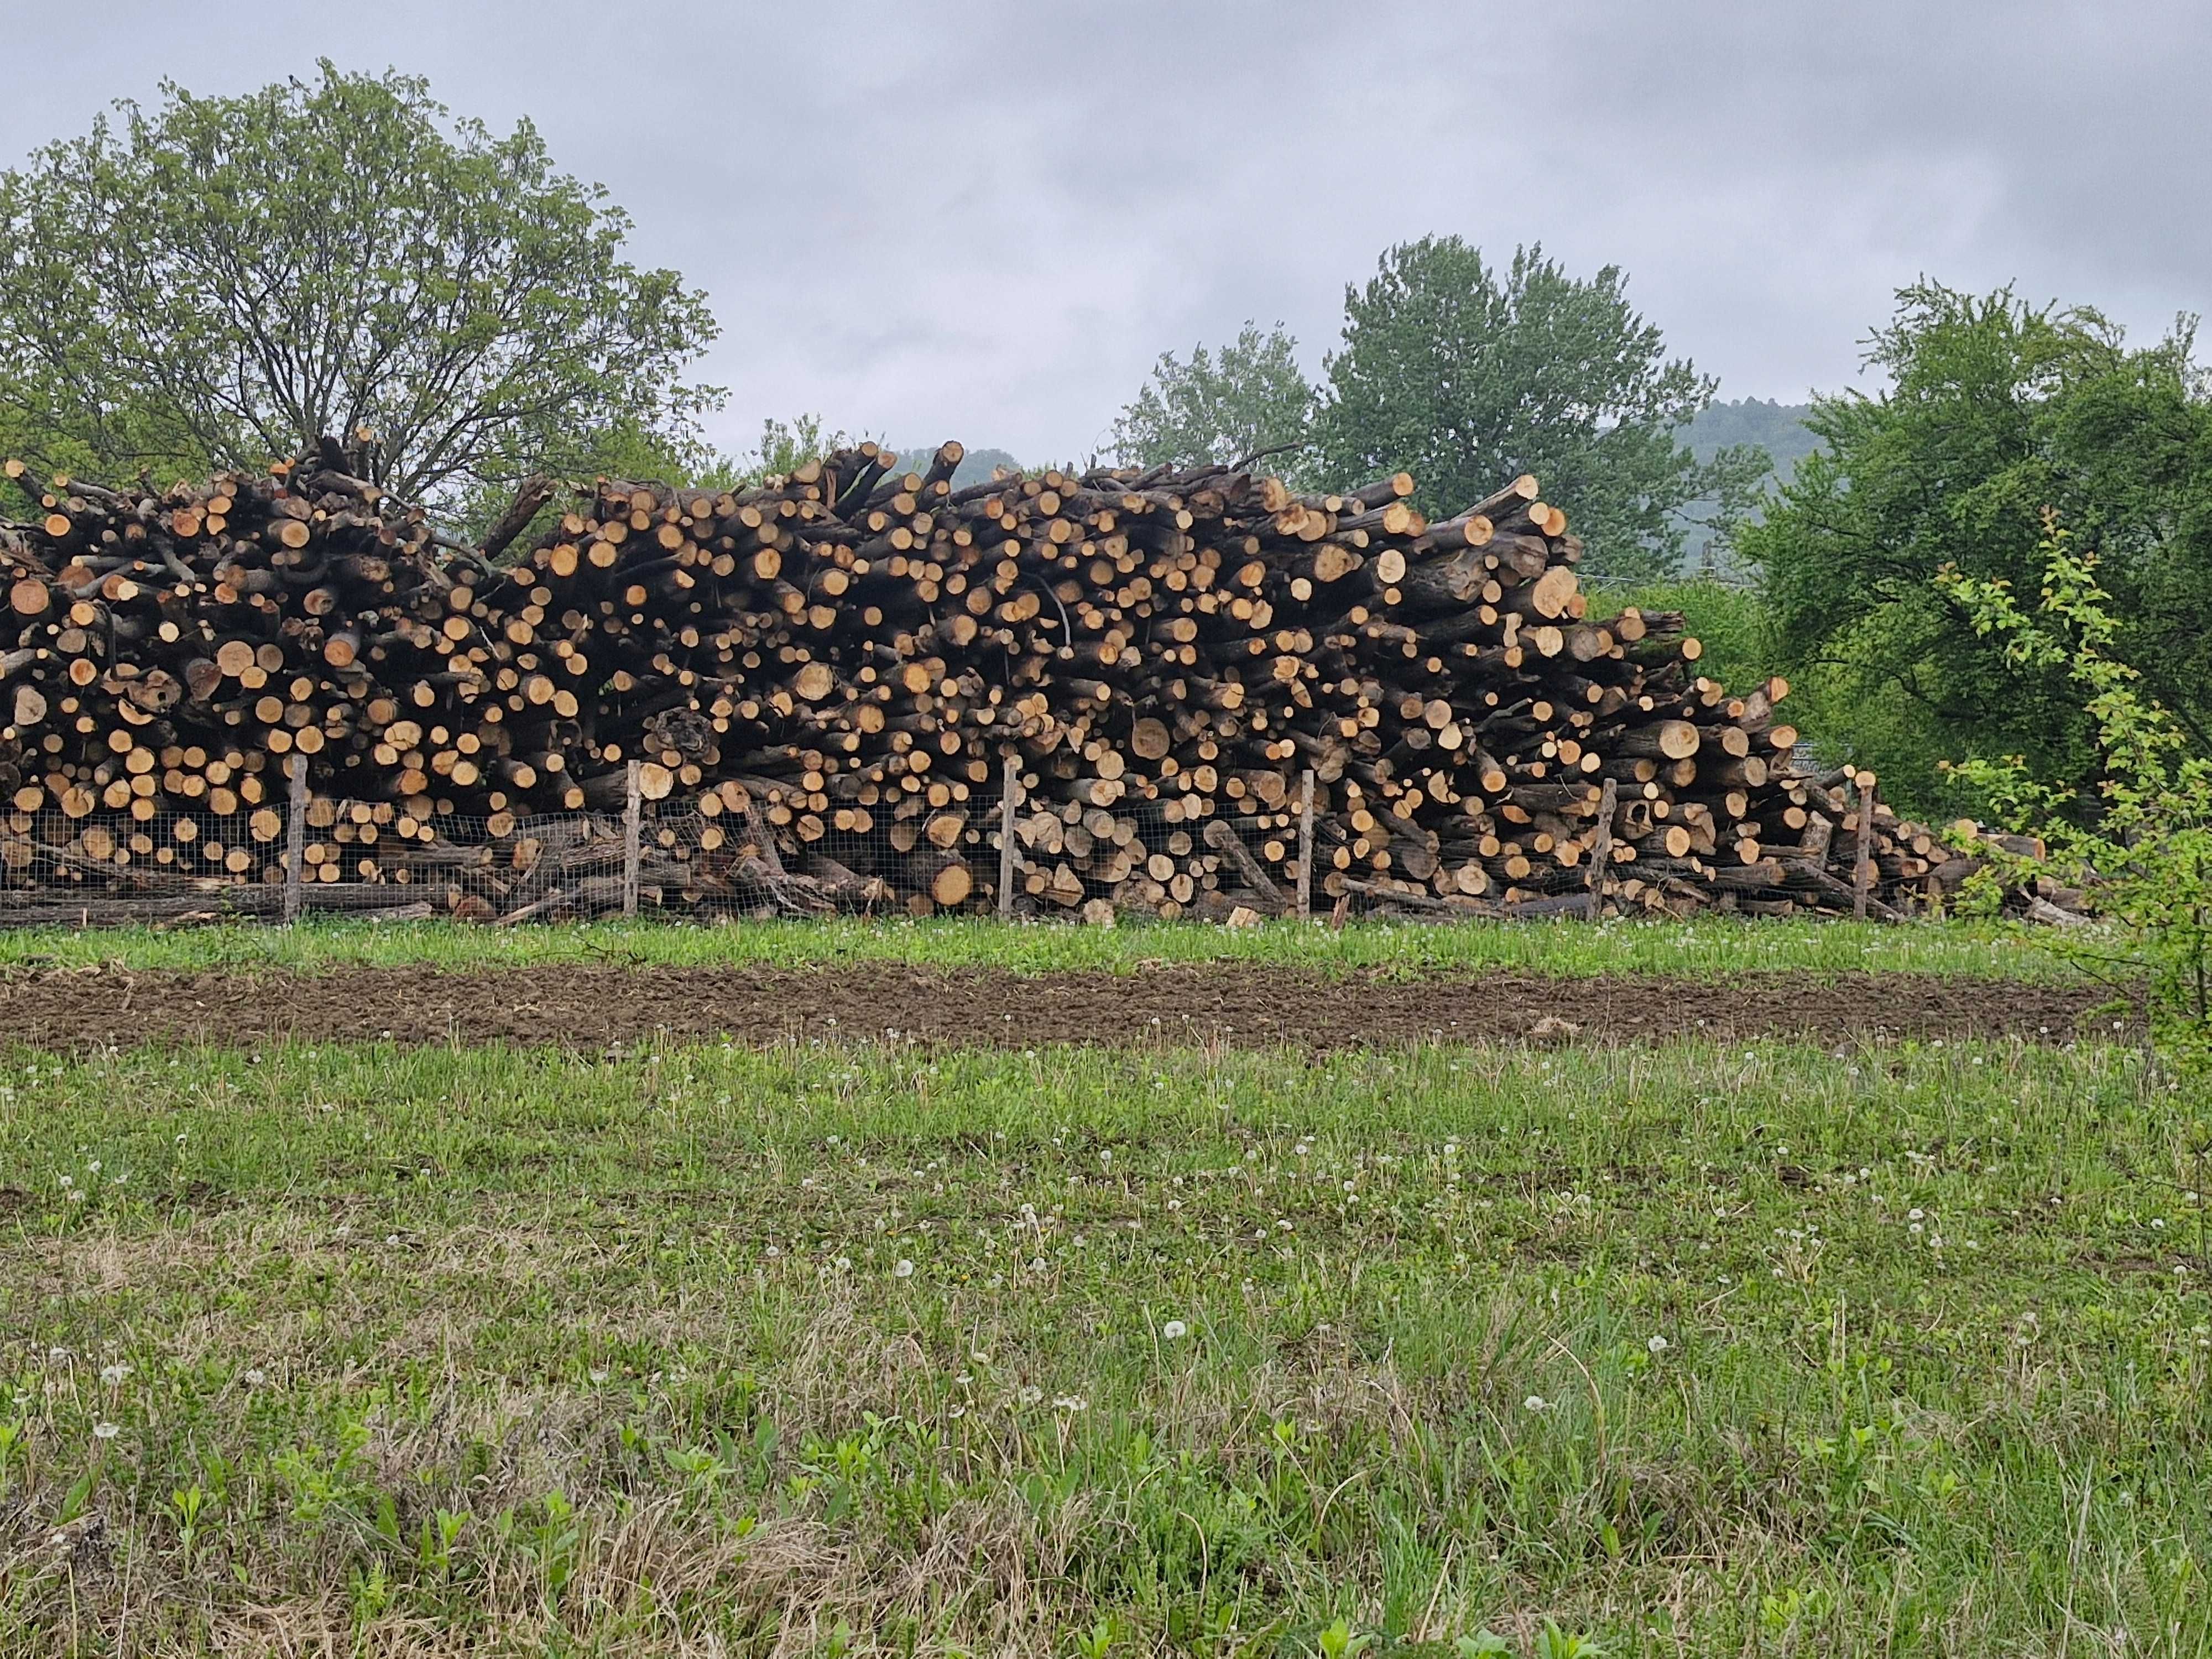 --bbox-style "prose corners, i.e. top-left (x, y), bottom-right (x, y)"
top-left (1110, 322), bottom-right (1316, 477)
top-left (456, 413), bottom-right (862, 565)
top-left (1312, 238), bottom-right (1759, 580)
top-left (1612, 576), bottom-right (1785, 700)
top-left (0, 62), bottom-right (719, 514)
top-left (722, 414), bottom-right (852, 488)
top-left (1741, 281), bottom-right (2212, 816)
